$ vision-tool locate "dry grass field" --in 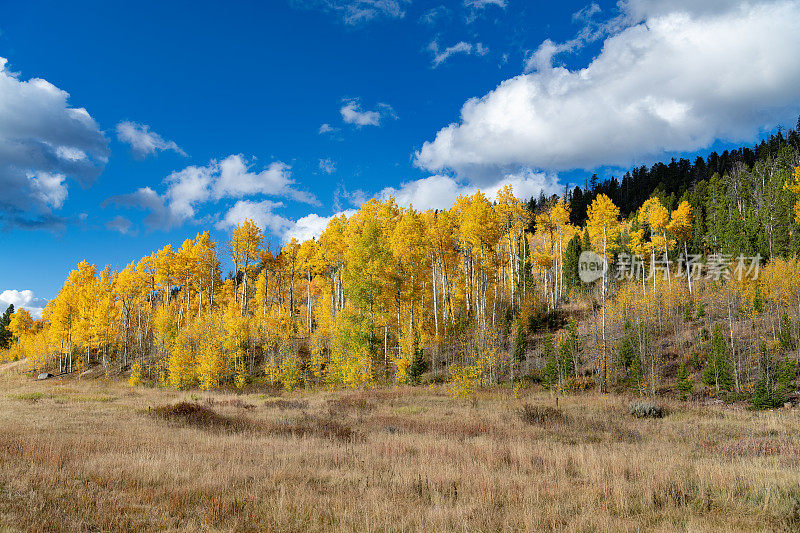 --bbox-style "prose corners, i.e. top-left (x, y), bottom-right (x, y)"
top-left (1, 360), bottom-right (799, 532)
